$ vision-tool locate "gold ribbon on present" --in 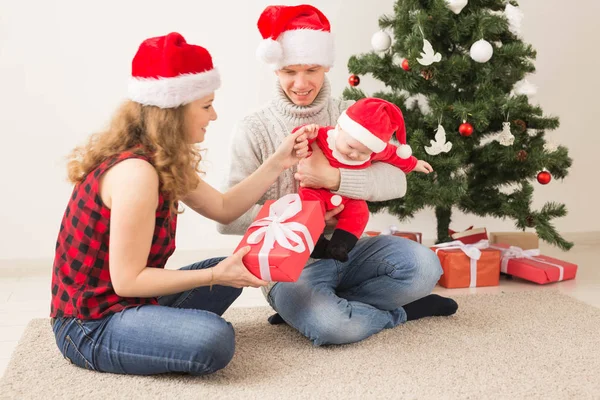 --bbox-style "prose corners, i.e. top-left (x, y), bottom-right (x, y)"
top-left (431, 239), bottom-right (490, 288)
top-left (245, 194), bottom-right (315, 281)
